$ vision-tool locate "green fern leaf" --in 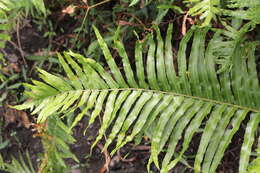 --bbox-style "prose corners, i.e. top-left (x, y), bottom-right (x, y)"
top-left (15, 23), bottom-right (260, 173)
top-left (0, 151), bottom-right (35, 173)
top-left (224, 0), bottom-right (260, 24)
top-left (187, 0), bottom-right (260, 26)
top-left (187, 0), bottom-right (221, 26)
